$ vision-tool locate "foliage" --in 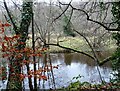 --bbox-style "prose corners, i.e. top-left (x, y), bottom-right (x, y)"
top-left (63, 16), bottom-right (76, 37)
top-left (2, 1), bottom-right (34, 89)
top-left (58, 81), bottom-right (120, 91)
top-left (98, 1), bottom-right (120, 84)
top-left (111, 1), bottom-right (120, 83)
top-left (111, 47), bottom-right (120, 82)
top-left (112, 32), bottom-right (120, 46)
top-left (58, 75), bottom-right (120, 90)
top-left (0, 21), bottom-right (59, 89)
top-left (58, 75), bottom-right (118, 90)
top-left (111, 2), bottom-right (120, 27)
